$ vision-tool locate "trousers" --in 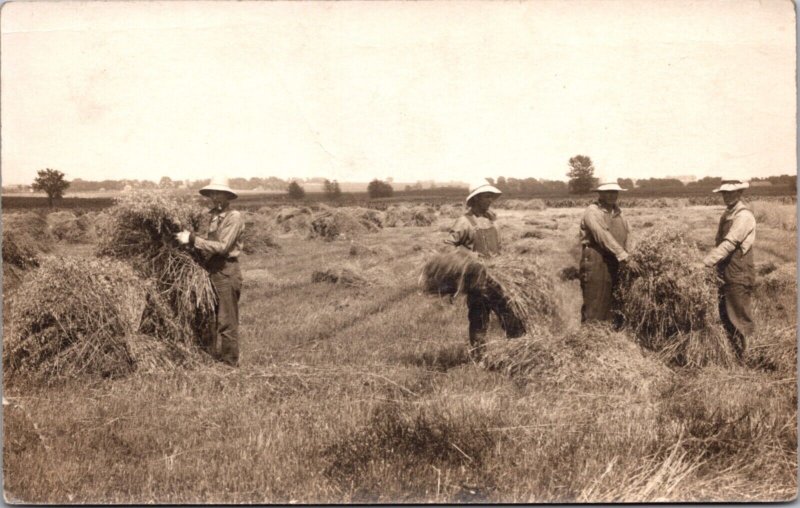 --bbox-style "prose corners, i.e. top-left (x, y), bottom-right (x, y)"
top-left (467, 285), bottom-right (525, 359)
top-left (209, 259), bottom-right (242, 366)
top-left (580, 246), bottom-right (622, 326)
top-left (719, 283), bottom-right (754, 360)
